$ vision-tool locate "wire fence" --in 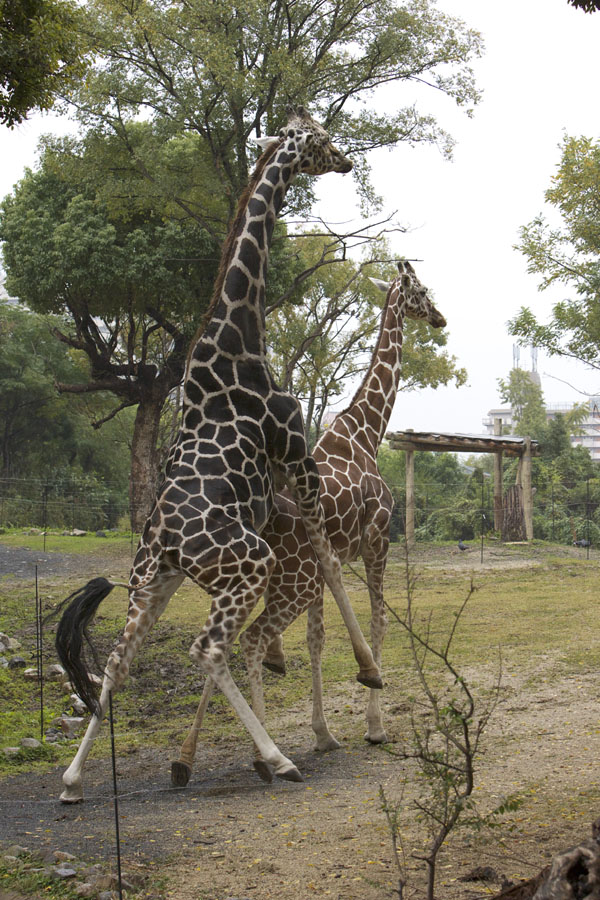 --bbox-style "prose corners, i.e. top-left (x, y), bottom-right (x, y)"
top-left (1, 474), bottom-right (599, 546)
